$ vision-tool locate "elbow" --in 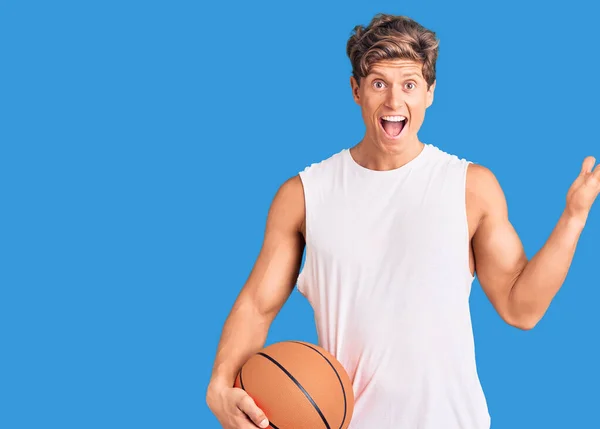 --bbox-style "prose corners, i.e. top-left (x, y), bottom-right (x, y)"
top-left (511, 319), bottom-right (538, 331)
top-left (503, 306), bottom-right (540, 330)
top-left (504, 294), bottom-right (544, 330)
top-left (506, 312), bottom-right (541, 330)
